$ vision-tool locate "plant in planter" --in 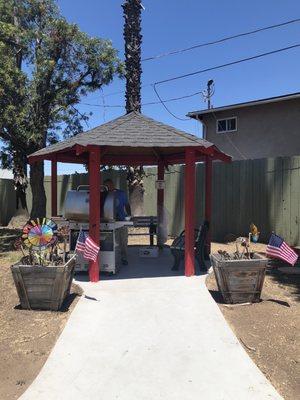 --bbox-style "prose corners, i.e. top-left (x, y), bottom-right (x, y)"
top-left (210, 237), bottom-right (268, 304)
top-left (11, 218), bottom-right (76, 311)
